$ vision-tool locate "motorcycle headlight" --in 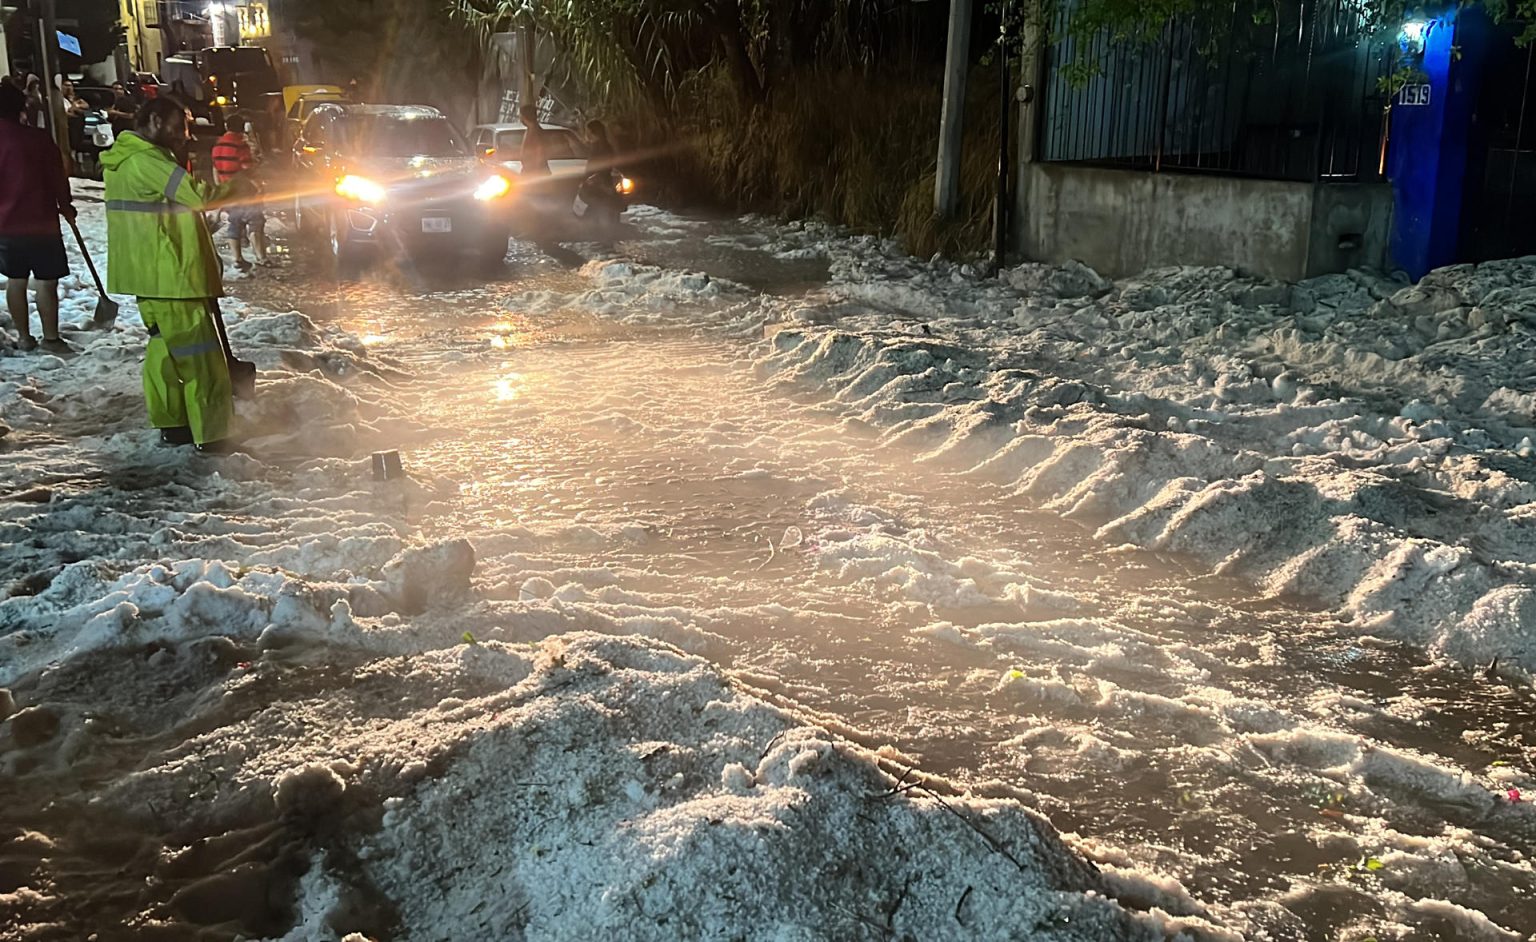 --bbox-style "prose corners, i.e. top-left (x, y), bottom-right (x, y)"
top-left (615, 176), bottom-right (635, 196)
top-left (474, 175), bottom-right (512, 201)
top-left (335, 175), bottom-right (386, 204)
